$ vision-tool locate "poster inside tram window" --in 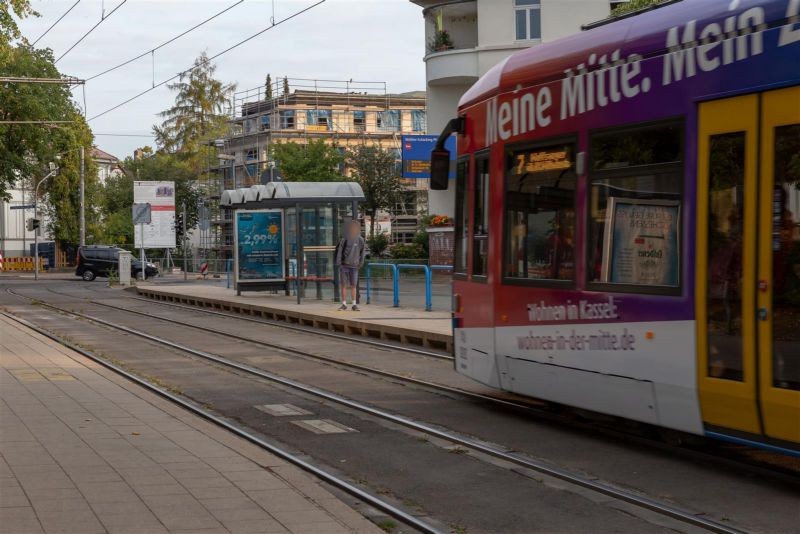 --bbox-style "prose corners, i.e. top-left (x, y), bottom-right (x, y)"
top-left (235, 209), bottom-right (285, 282)
top-left (602, 198), bottom-right (680, 286)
